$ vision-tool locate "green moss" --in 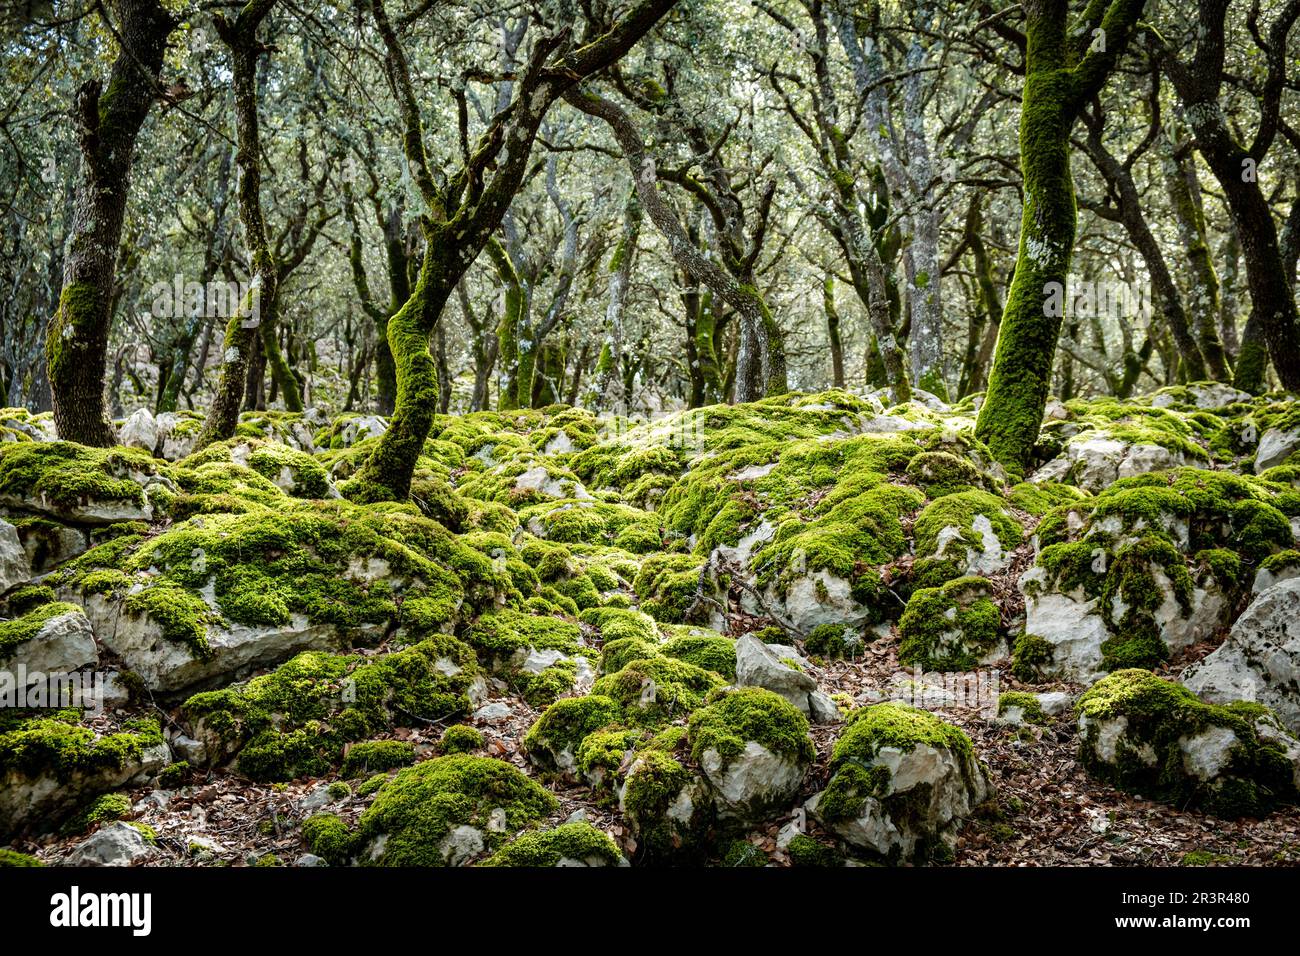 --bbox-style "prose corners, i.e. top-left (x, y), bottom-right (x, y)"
top-left (0, 713), bottom-right (163, 782)
top-left (997, 692), bottom-right (1047, 725)
top-left (462, 609), bottom-right (582, 660)
top-left (0, 441), bottom-right (160, 511)
top-left (302, 812), bottom-right (352, 866)
top-left (897, 577), bottom-right (1001, 671)
top-left (158, 761), bottom-right (189, 787)
top-left (64, 499), bottom-right (508, 652)
top-left (1181, 849), bottom-right (1237, 866)
top-left (124, 581), bottom-right (214, 656)
top-left (621, 748), bottom-right (708, 859)
top-left (0, 601), bottom-right (84, 660)
top-left (1010, 633), bottom-right (1053, 682)
top-left (659, 633), bottom-right (736, 680)
top-left (0, 848), bottom-right (43, 866)
top-left (327, 781), bottom-right (353, 800)
top-left (632, 553), bottom-right (703, 624)
top-left (513, 659), bottom-right (580, 709)
top-left (574, 726), bottom-right (639, 792)
top-left (688, 687), bottom-right (814, 769)
top-left (60, 792), bottom-right (132, 835)
top-left (3, 584), bottom-right (57, 616)
top-left (590, 657), bottom-right (725, 725)
top-left (804, 622), bottom-right (865, 660)
top-left (354, 755), bottom-right (556, 866)
top-left (817, 703), bottom-right (977, 838)
top-left (905, 451), bottom-right (985, 498)
top-left (1008, 480), bottom-right (1087, 517)
top-left (786, 833), bottom-right (842, 867)
top-left (340, 740), bottom-right (416, 778)
top-left (913, 490), bottom-right (1023, 560)
top-left (524, 694), bottom-right (622, 767)
top-left (182, 638), bottom-right (481, 782)
top-left (721, 839), bottom-right (768, 867)
top-left (480, 821), bottom-right (623, 867)
top-left (439, 724), bottom-right (484, 754)
top-left (1076, 669), bottom-right (1299, 817)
